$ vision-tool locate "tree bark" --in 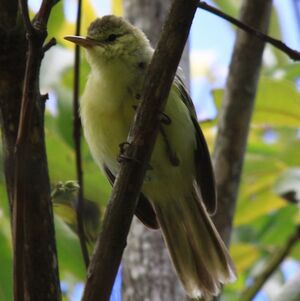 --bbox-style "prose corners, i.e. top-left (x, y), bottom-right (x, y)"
top-left (122, 1), bottom-right (189, 300)
top-left (0, 0), bottom-right (25, 207)
top-left (212, 0), bottom-right (273, 245)
top-left (0, 1), bottom-right (61, 300)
